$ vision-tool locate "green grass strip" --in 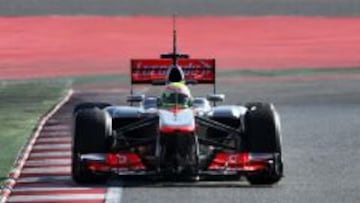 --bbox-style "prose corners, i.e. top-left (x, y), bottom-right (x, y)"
top-left (0, 80), bottom-right (70, 182)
